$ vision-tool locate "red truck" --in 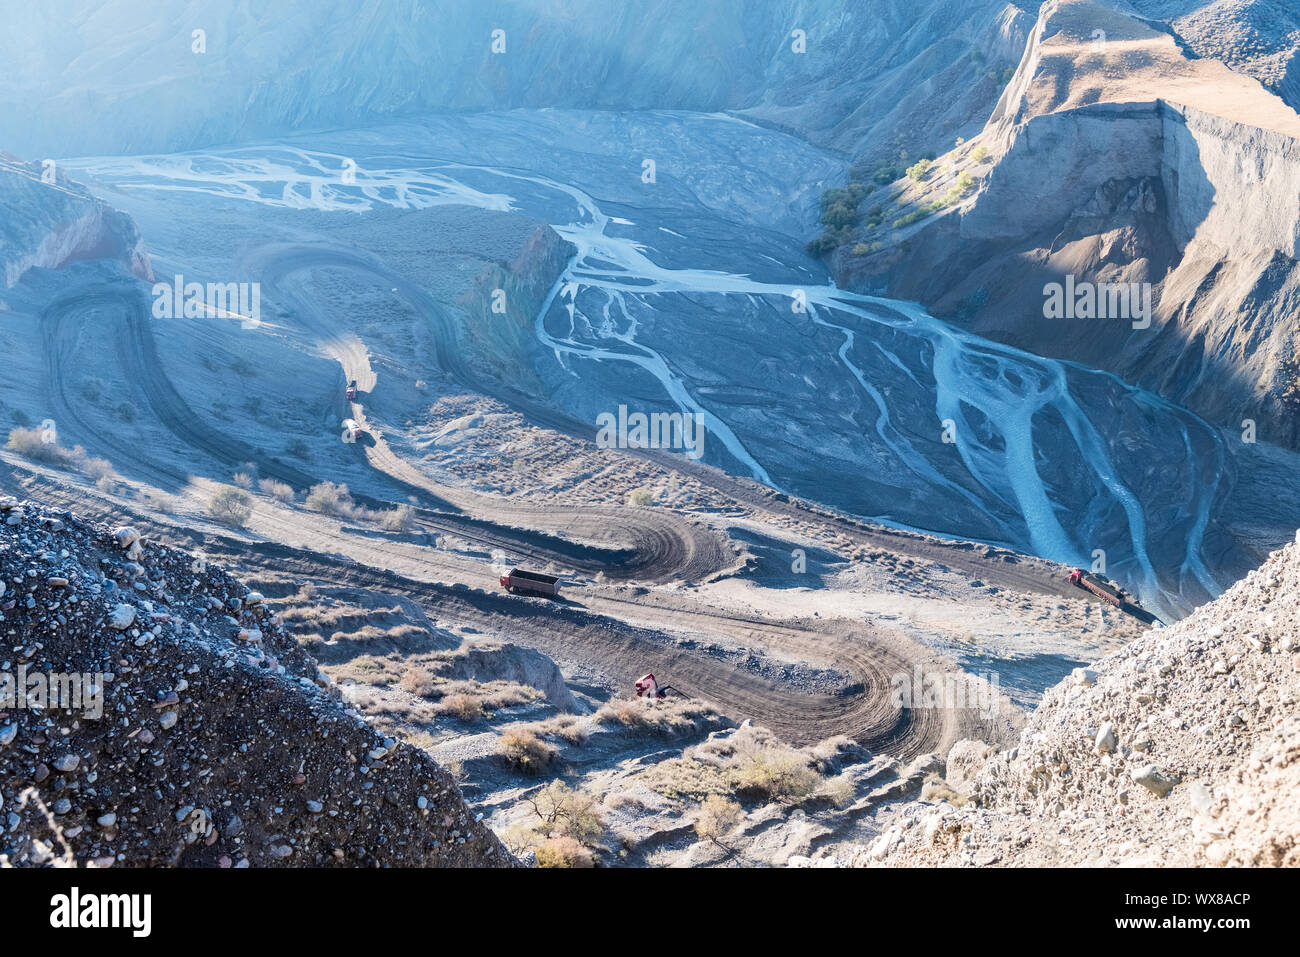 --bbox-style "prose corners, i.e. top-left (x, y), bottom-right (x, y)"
top-left (1069, 569), bottom-right (1126, 608)
top-left (499, 568), bottom-right (560, 598)
top-left (346, 379), bottom-right (358, 401)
